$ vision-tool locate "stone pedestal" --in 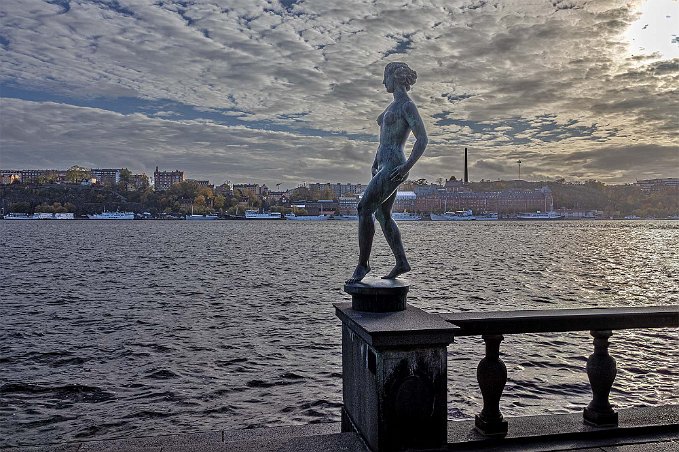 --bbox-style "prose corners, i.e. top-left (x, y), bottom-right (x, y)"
top-left (336, 279), bottom-right (456, 451)
top-left (344, 277), bottom-right (409, 312)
